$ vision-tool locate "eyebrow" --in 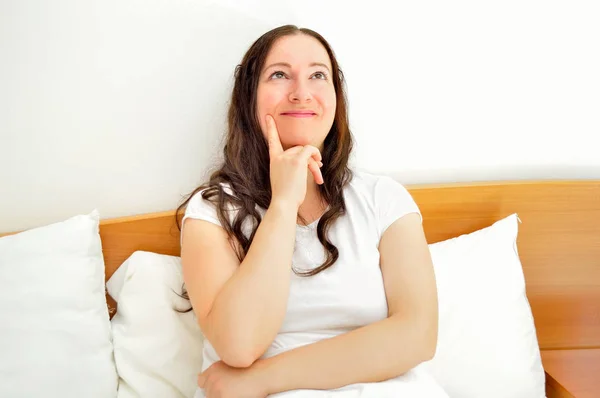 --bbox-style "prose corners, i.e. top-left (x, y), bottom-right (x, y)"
top-left (263, 62), bottom-right (331, 73)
